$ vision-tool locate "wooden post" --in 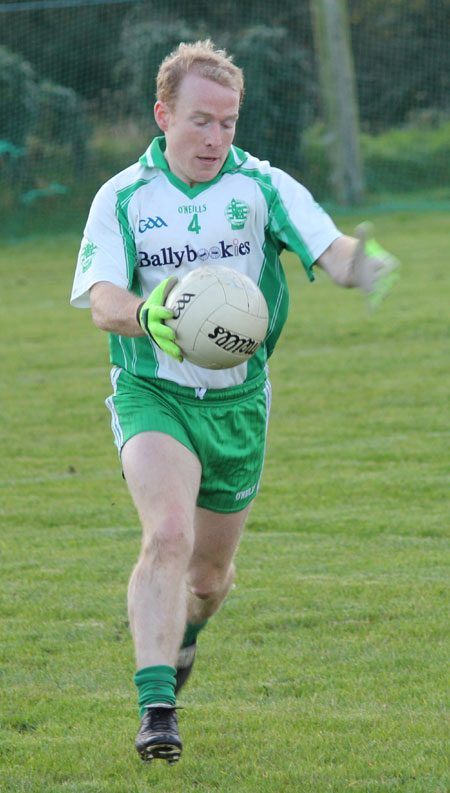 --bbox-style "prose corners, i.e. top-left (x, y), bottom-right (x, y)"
top-left (312, 0), bottom-right (365, 205)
